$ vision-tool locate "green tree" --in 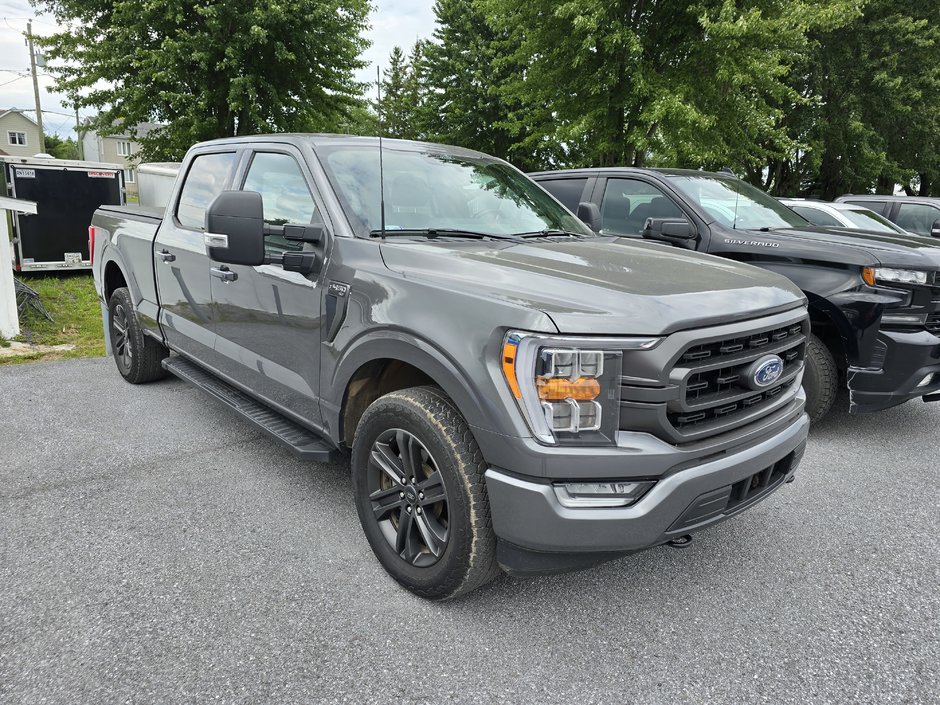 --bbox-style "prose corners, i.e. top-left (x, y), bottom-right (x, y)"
top-left (34, 0), bottom-right (371, 160)
top-left (481, 0), bottom-right (853, 172)
top-left (43, 134), bottom-right (80, 159)
top-left (379, 46), bottom-right (413, 139)
top-left (422, 0), bottom-right (538, 167)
